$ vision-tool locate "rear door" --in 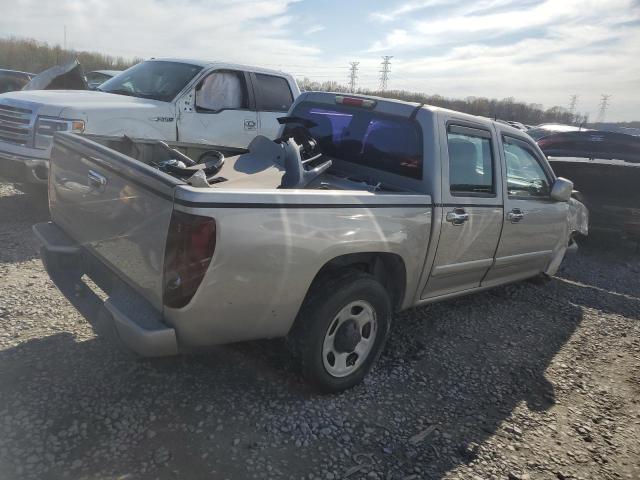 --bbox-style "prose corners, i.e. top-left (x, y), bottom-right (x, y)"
top-left (251, 73), bottom-right (295, 139)
top-left (48, 133), bottom-right (180, 311)
top-left (178, 69), bottom-right (258, 148)
top-left (422, 121), bottom-right (504, 298)
top-left (483, 134), bottom-right (568, 286)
